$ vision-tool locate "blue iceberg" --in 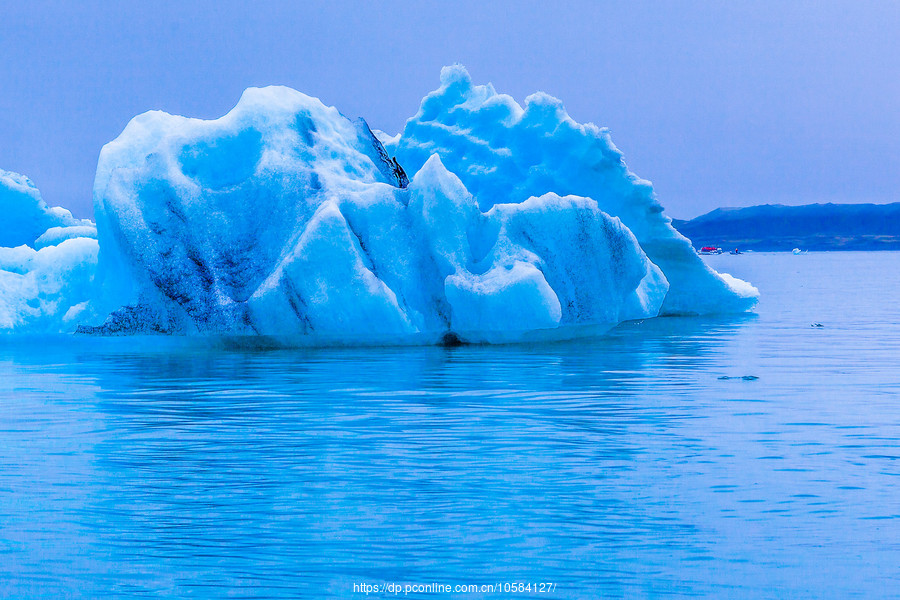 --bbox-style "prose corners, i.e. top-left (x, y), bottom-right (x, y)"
top-left (1, 66), bottom-right (757, 342)
top-left (0, 170), bottom-right (98, 332)
top-left (389, 65), bottom-right (757, 316)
